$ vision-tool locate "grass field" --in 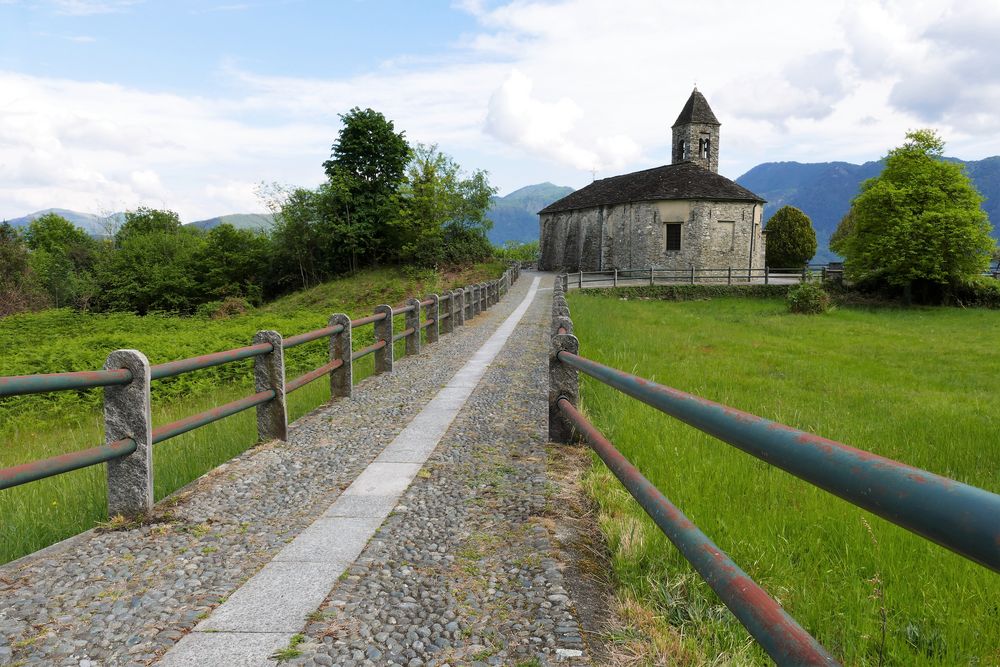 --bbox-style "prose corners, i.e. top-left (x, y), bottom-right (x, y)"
top-left (567, 294), bottom-right (1000, 666)
top-left (0, 263), bottom-right (503, 564)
